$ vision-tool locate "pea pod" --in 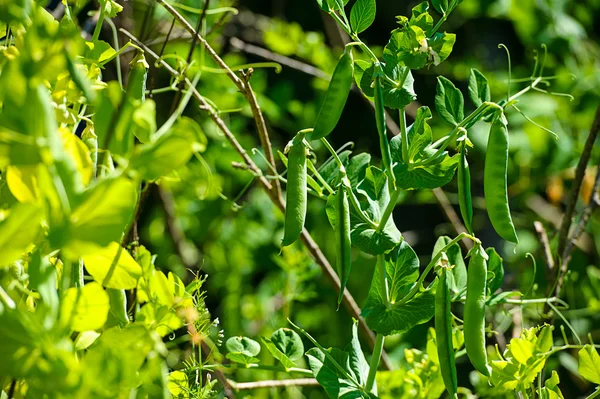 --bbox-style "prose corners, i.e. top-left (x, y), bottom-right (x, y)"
top-left (484, 115), bottom-right (518, 243)
top-left (310, 47), bottom-right (354, 140)
top-left (373, 65), bottom-right (394, 188)
top-left (334, 183), bottom-right (352, 307)
top-left (464, 244), bottom-right (491, 376)
top-left (435, 266), bottom-right (458, 397)
top-left (458, 140), bottom-right (473, 234)
top-left (281, 134), bottom-right (308, 247)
